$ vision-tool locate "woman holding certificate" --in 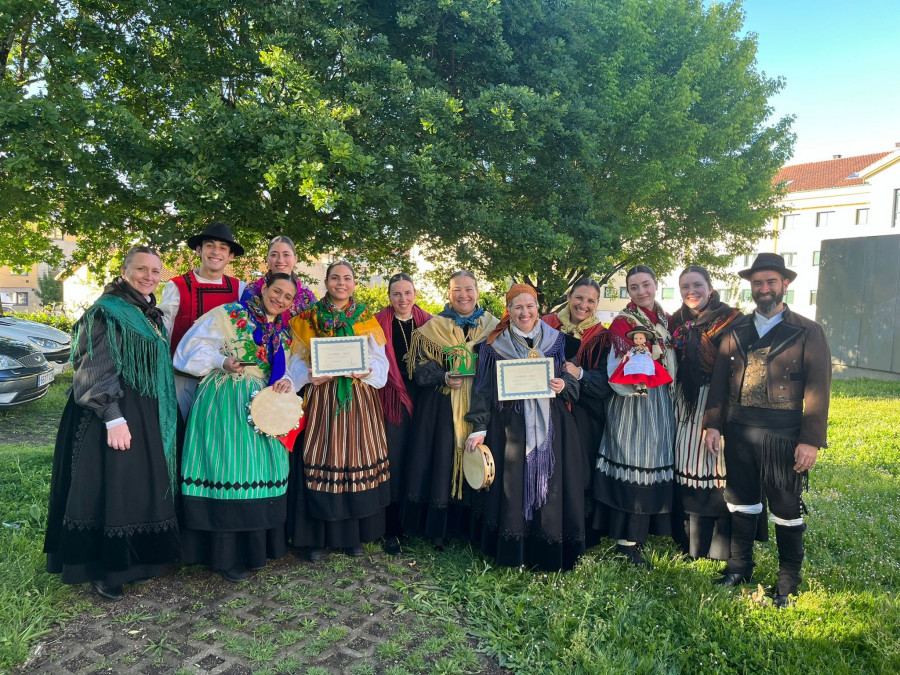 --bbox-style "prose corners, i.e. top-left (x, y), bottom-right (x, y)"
top-left (175, 273), bottom-right (306, 583)
top-left (374, 273), bottom-right (433, 554)
top-left (464, 284), bottom-right (585, 572)
top-left (288, 261), bottom-right (390, 561)
top-left (591, 265), bottom-right (676, 567)
top-left (403, 271), bottom-right (499, 549)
